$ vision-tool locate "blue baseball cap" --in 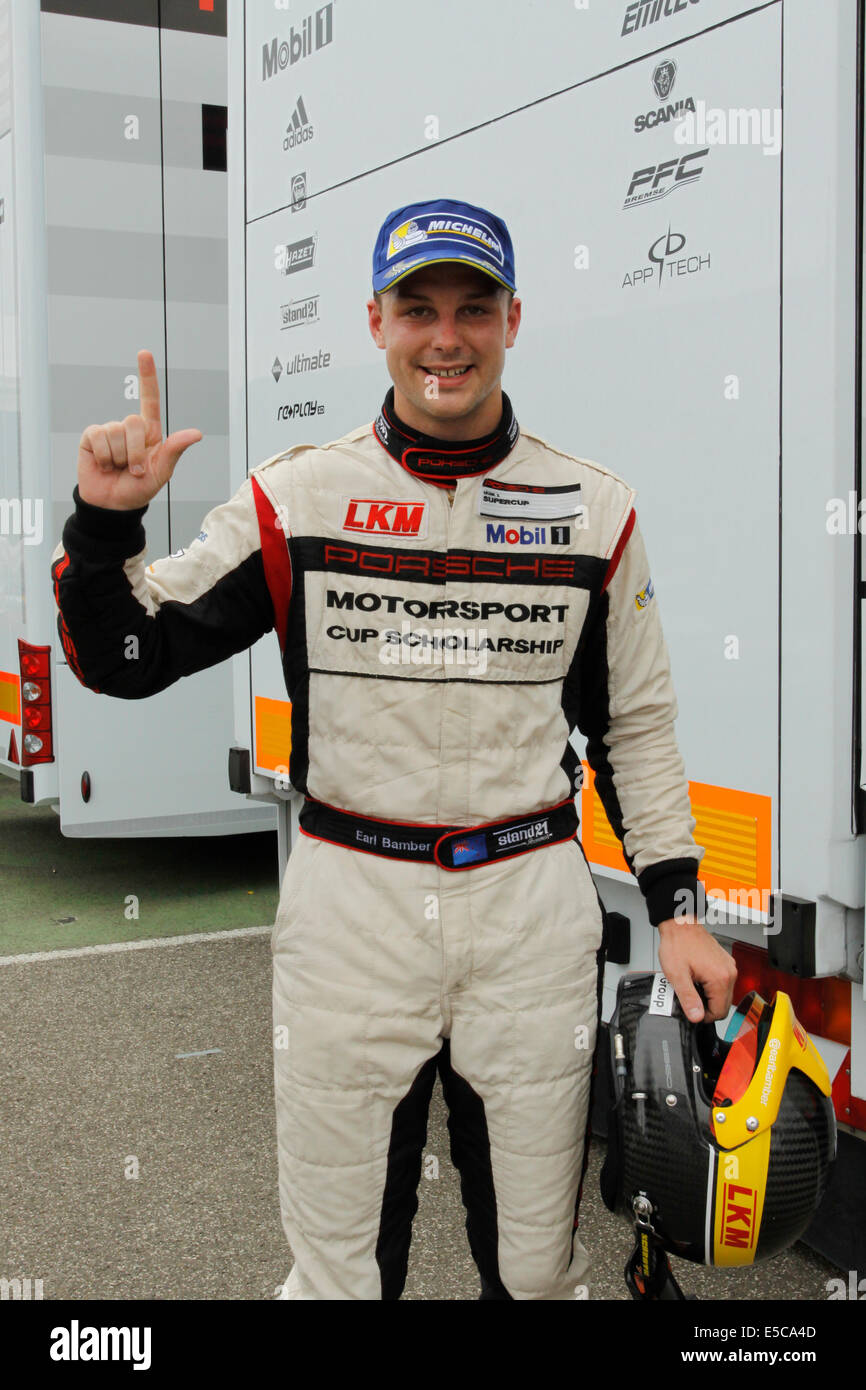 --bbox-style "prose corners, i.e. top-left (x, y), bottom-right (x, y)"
top-left (372, 198), bottom-right (516, 294)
